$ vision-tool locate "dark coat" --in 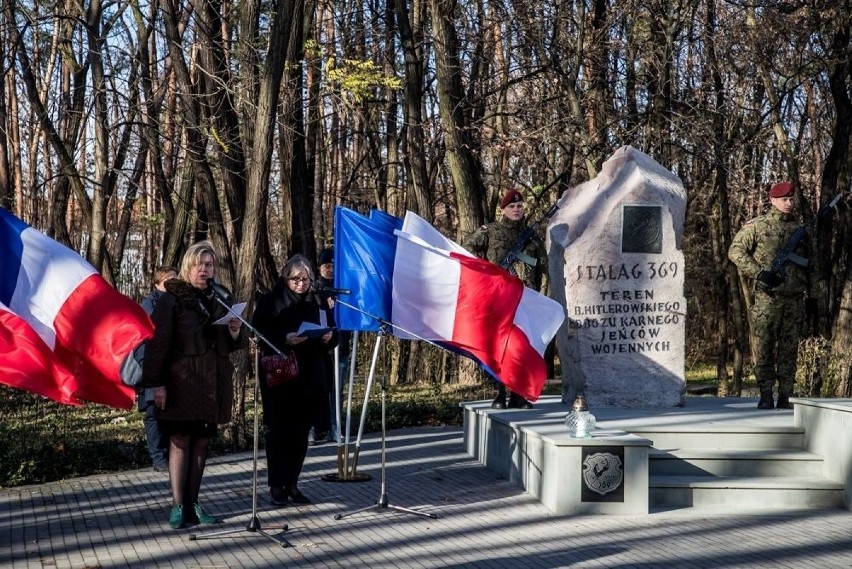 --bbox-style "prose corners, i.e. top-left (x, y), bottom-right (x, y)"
top-left (462, 216), bottom-right (547, 290)
top-left (133, 289), bottom-right (166, 368)
top-left (252, 280), bottom-right (338, 424)
top-left (141, 279), bottom-right (243, 423)
top-left (316, 274), bottom-right (351, 359)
